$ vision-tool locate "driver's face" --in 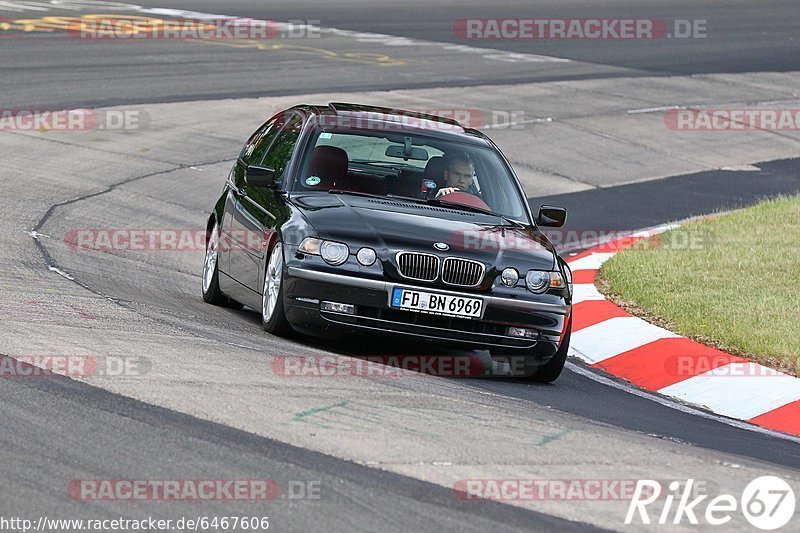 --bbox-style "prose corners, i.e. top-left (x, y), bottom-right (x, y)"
top-left (445, 161), bottom-right (474, 190)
